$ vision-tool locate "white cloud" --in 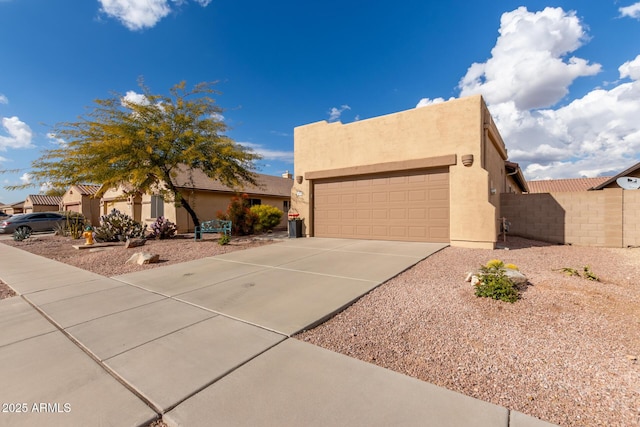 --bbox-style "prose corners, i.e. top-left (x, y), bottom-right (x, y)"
top-left (0, 116), bottom-right (34, 151)
top-left (19, 173), bottom-right (31, 185)
top-left (619, 55), bottom-right (640, 81)
top-left (620, 2), bottom-right (640, 19)
top-left (39, 182), bottom-right (54, 193)
top-left (241, 142), bottom-right (294, 163)
top-left (490, 65), bottom-right (640, 179)
top-left (211, 112), bottom-right (225, 122)
top-left (98, 0), bottom-right (212, 31)
top-left (0, 94), bottom-right (7, 104)
top-left (459, 7), bottom-right (601, 110)
top-left (328, 105), bottom-right (351, 122)
top-left (122, 90), bottom-right (149, 106)
top-left (427, 7), bottom-right (640, 180)
top-left (415, 97), bottom-right (452, 108)
top-left (47, 132), bottom-right (67, 146)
